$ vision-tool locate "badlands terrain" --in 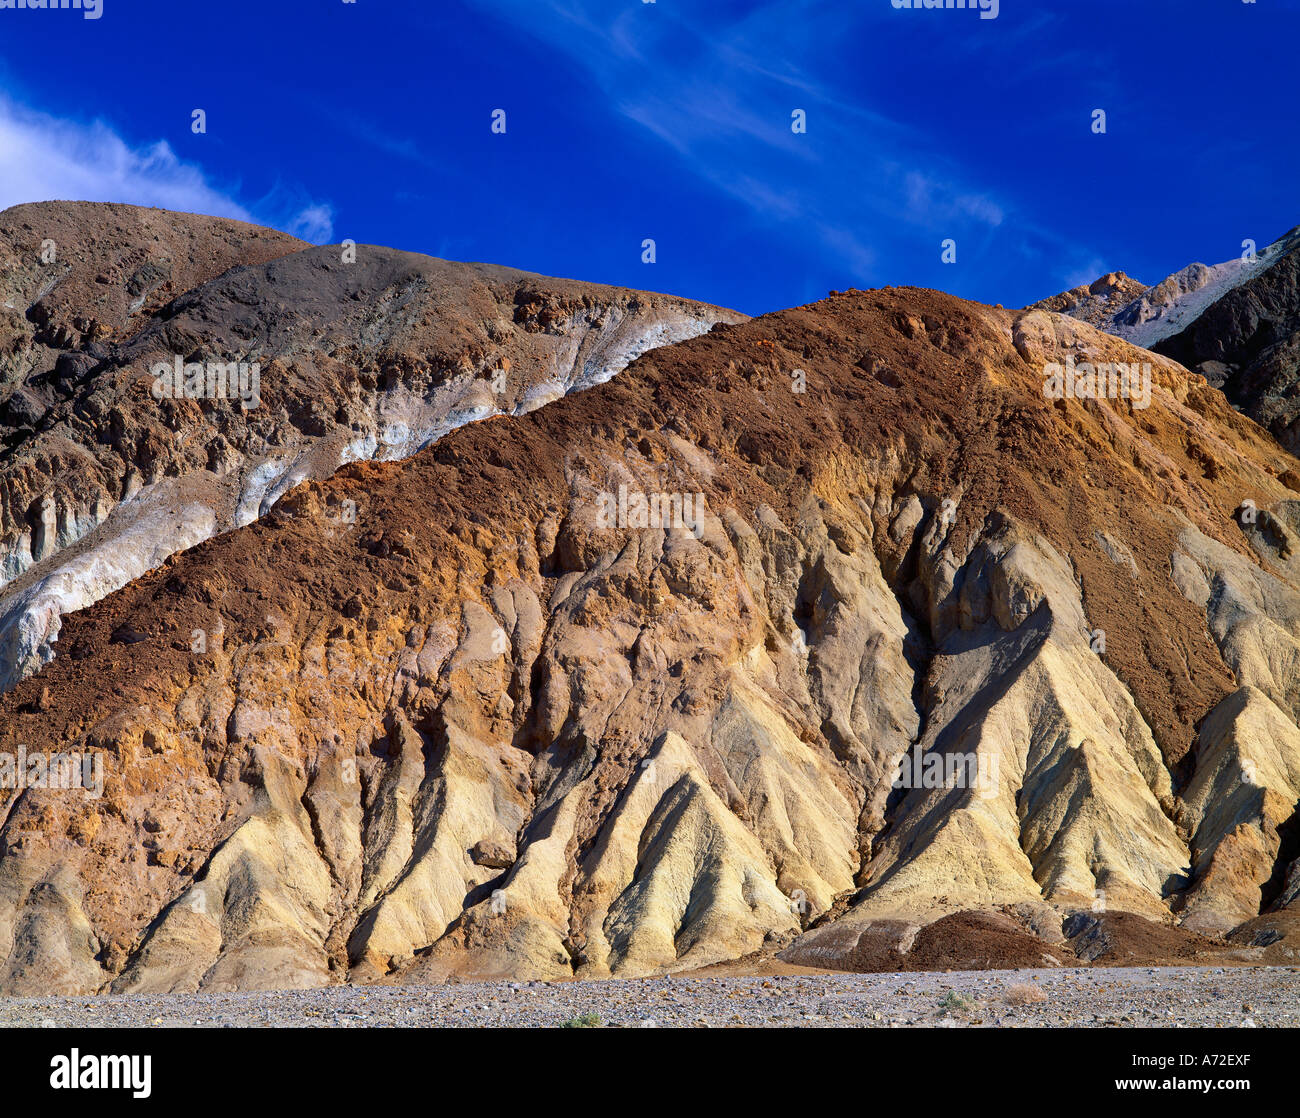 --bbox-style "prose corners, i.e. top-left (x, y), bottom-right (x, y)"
top-left (3, 202), bottom-right (1300, 1002)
